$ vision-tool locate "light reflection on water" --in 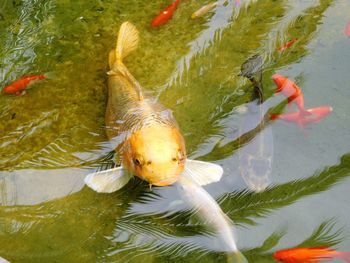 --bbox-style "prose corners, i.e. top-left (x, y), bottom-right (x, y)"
top-left (0, 0), bottom-right (350, 262)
